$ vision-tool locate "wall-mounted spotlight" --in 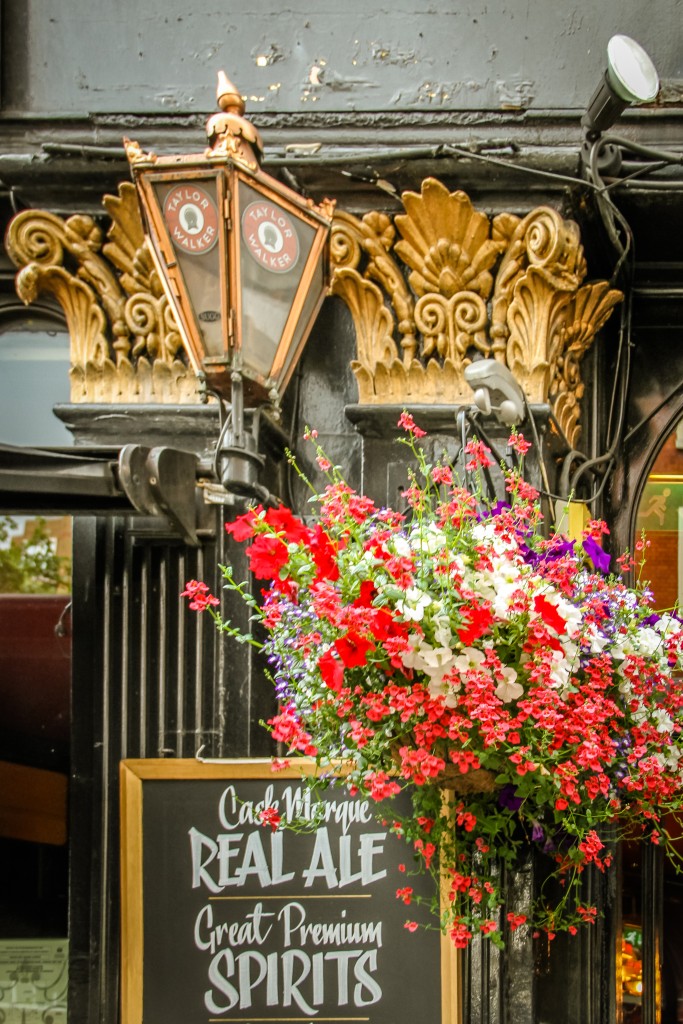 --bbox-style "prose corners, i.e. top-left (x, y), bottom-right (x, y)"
top-left (582, 34), bottom-right (659, 140)
top-left (464, 359), bottom-right (525, 427)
